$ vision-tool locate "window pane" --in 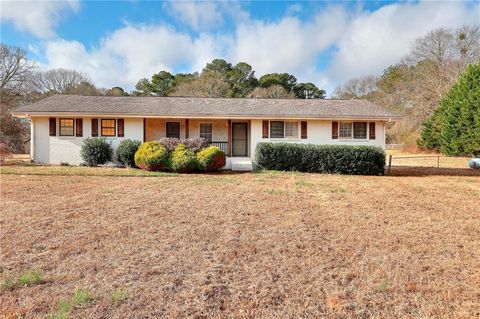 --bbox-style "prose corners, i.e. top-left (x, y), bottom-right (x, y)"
top-left (166, 122), bottom-right (180, 138)
top-left (285, 122), bottom-right (298, 138)
top-left (101, 119), bottom-right (116, 137)
top-left (339, 122), bottom-right (352, 138)
top-left (200, 123), bottom-right (213, 141)
top-left (353, 122), bottom-right (367, 139)
top-left (270, 121), bottom-right (284, 138)
top-left (59, 118), bottom-right (74, 136)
